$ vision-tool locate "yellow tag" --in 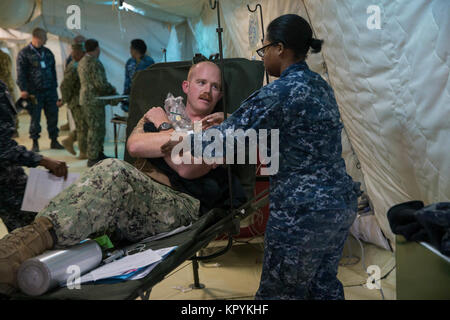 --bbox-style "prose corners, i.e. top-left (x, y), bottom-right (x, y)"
top-left (176, 115), bottom-right (181, 121)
